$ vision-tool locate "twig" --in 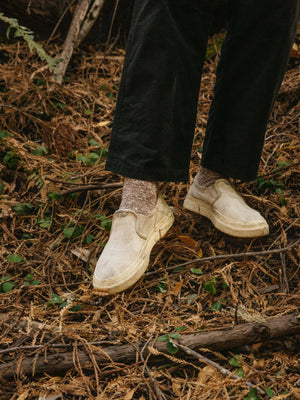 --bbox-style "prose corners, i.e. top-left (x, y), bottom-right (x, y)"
top-left (146, 239), bottom-right (300, 276)
top-left (105, 0), bottom-right (120, 52)
top-left (257, 160), bottom-right (300, 180)
top-left (47, 0), bottom-right (76, 44)
top-left (139, 339), bottom-right (167, 400)
top-left (176, 344), bottom-right (265, 395)
top-left (60, 182), bottom-right (122, 195)
top-left (280, 250), bottom-right (289, 294)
